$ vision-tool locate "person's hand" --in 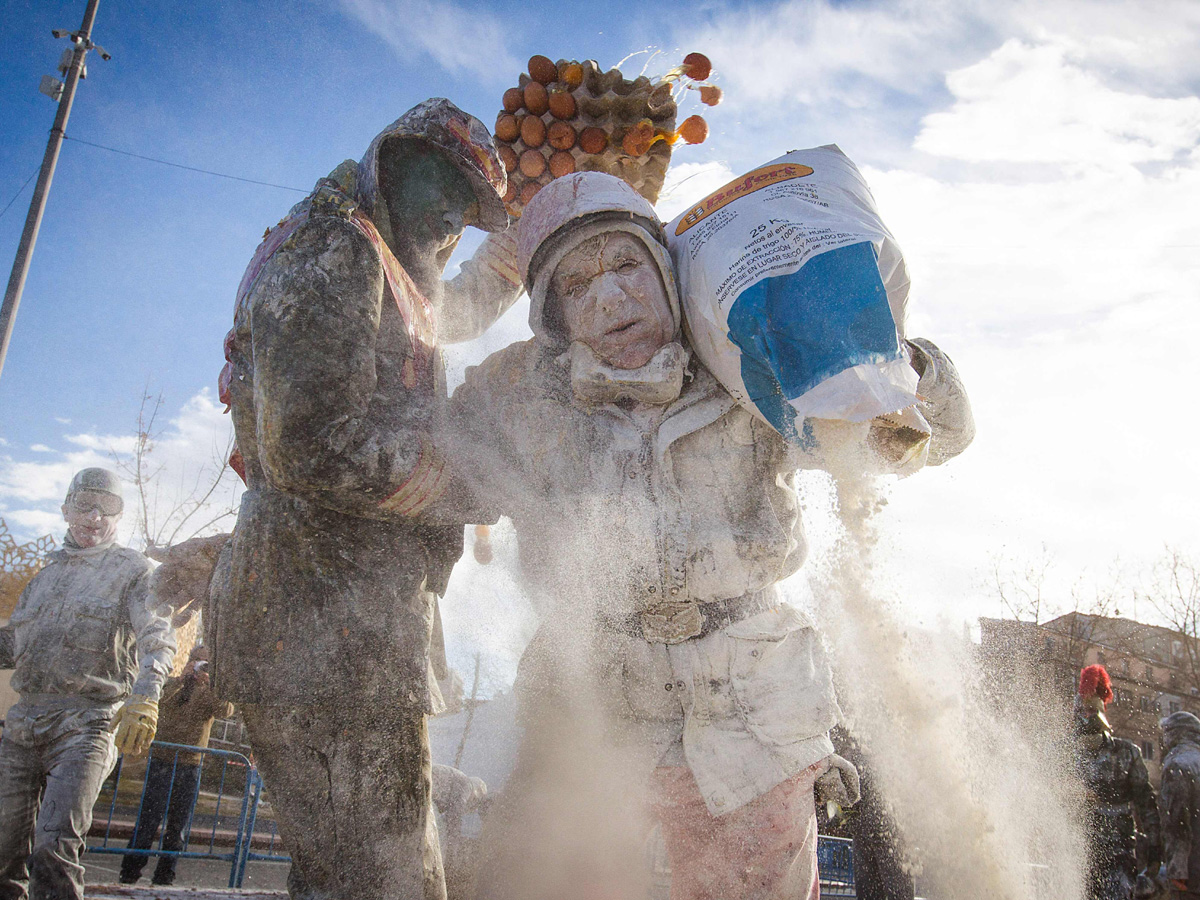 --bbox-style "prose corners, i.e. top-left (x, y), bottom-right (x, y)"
top-left (432, 764), bottom-right (488, 816)
top-left (473, 524), bottom-right (493, 565)
top-left (815, 754), bottom-right (861, 810)
top-left (147, 534), bottom-right (231, 626)
top-left (110, 695), bottom-right (159, 756)
top-left (1172, 879), bottom-right (1188, 891)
